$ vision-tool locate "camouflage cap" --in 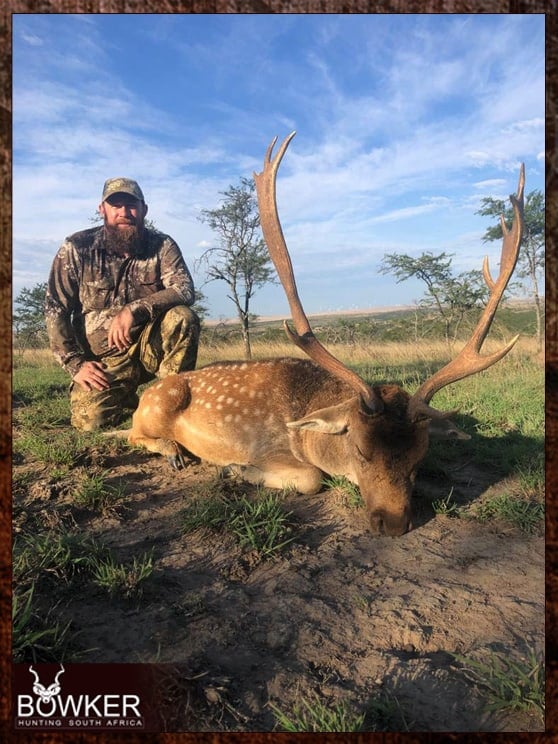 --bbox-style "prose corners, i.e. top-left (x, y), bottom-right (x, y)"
top-left (101, 177), bottom-right (145, 203)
